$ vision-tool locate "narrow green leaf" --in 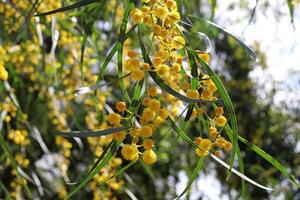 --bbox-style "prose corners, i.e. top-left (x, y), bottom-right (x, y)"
top-left (224, 124), bottom-right (247, 197)
top-left (80, 34), bottom-right (88, 83)
top-left (56, 126), bottom-right (130, 138)
top-left (117, 2), bottom-right (133, 103)
top-left (0, 180), bottom-right (12, 200)
top-left (16, 0), bottom-right (42, 42)
top-left (129, 80), bottom-right (144, 113)
top-left (176, 158), bottom-right (204, 199)
top-left (286, 0), bottom-right (294, 23)
top-left (176, 0), bottom-right (183, 15)
top-left (66, 141), bottom-right (121, 199)
top-left (35, 0), bottom-right (100, 16)
top-left (236, 132), bottom-right (300, 188)
top-left (186, 15), bottom-right (257, 60)
top-left (209, 0), bottom-right (217, 21)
